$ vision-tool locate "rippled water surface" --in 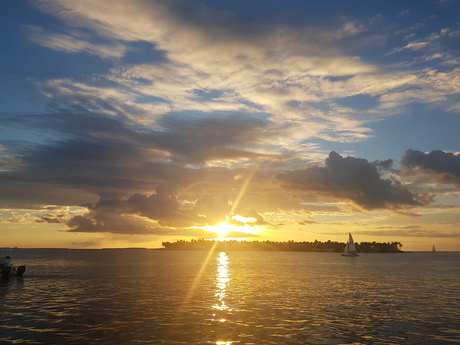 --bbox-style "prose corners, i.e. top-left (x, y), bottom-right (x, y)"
top-left (1, 249), bottom-right (459, 344)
